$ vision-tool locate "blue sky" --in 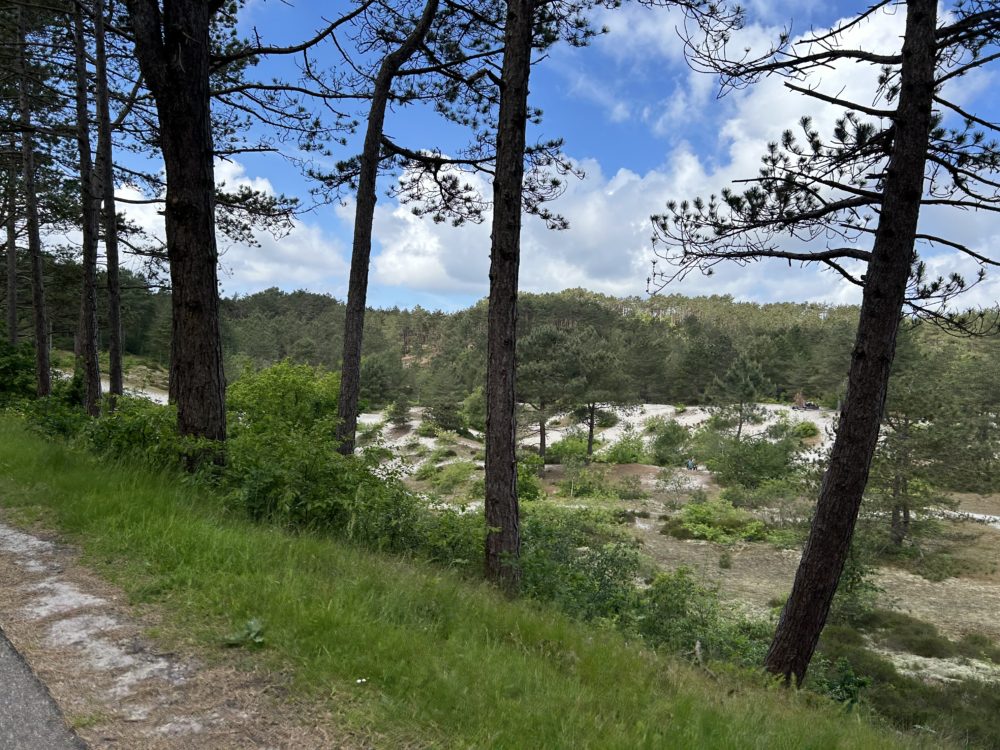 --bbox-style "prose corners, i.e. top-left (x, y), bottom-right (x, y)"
top-left (116, 0), bottom-right (1000, 311)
